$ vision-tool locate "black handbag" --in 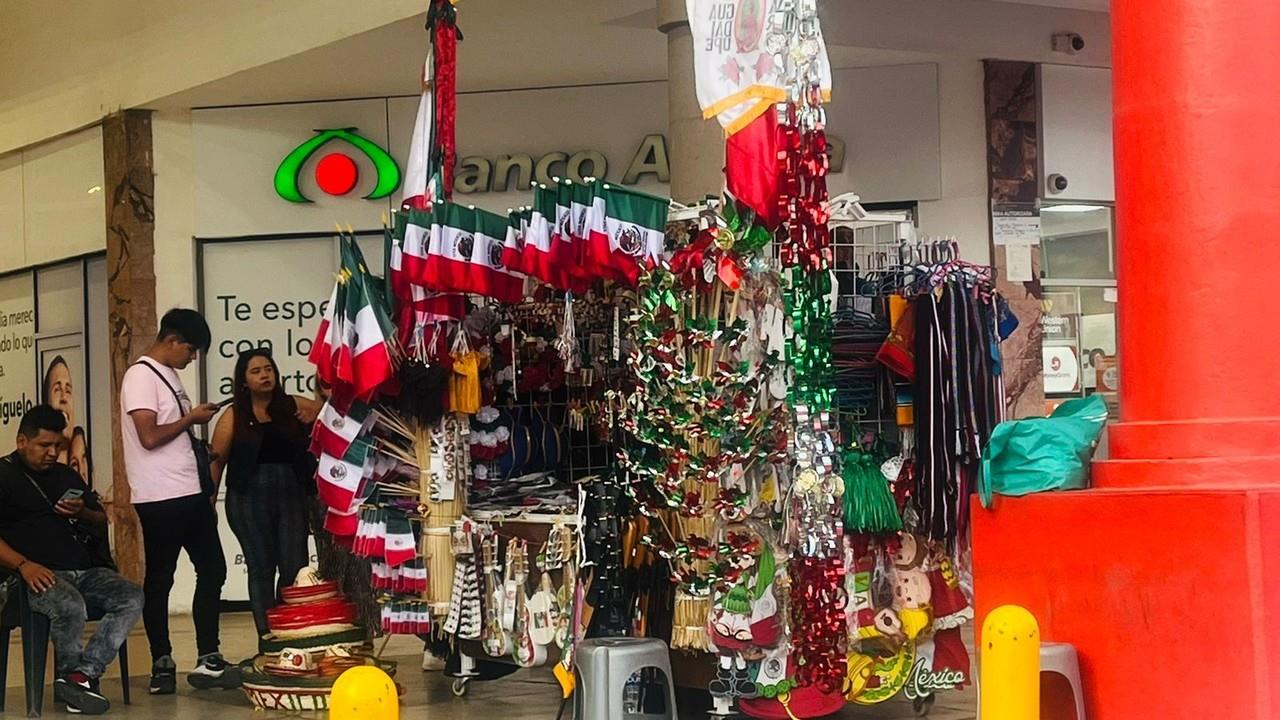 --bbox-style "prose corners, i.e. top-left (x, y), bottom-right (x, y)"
top-left (134, 361), bottom-right (216, 499)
